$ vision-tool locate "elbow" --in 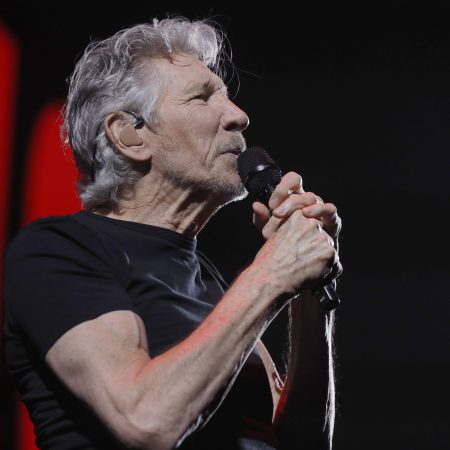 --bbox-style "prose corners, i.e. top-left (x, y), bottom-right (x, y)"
top-left (104, 379), bottom-right (199, 449)
top-left (115, 412), bottom-right (181, 450)
top-left (115, 401), bottom-right (197, 450)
